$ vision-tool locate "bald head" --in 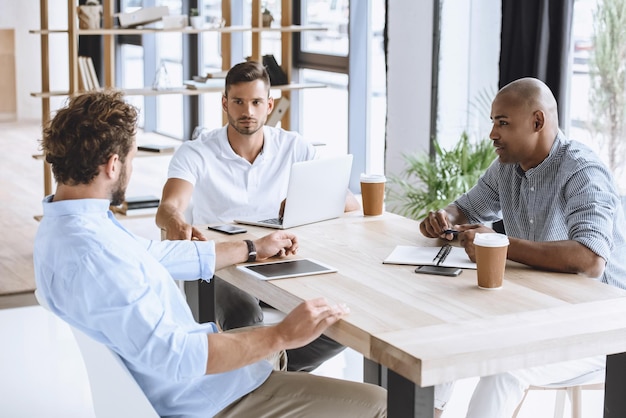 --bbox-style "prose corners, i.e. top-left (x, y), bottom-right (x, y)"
top-left (489, 78), bottom-right (562, 170)
top-left (497, 78), bottom-right (559, 134)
